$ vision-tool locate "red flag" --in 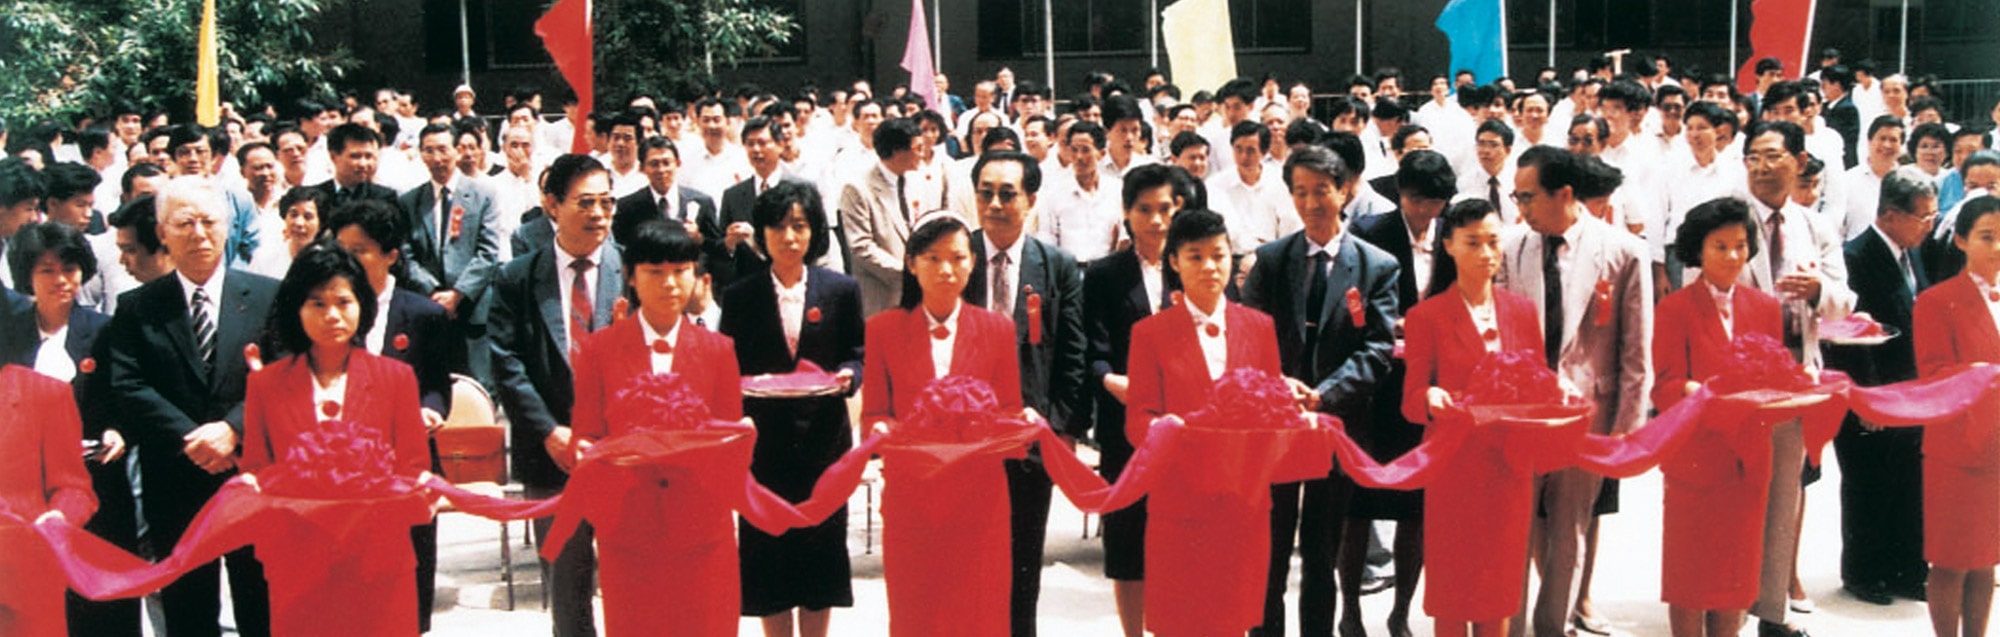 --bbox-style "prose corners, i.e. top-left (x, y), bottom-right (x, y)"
top-left (899, 0), bottom-right (939, 114)
top-left (537, 0), bottom-right (594, 154)
top-left (1735, 0), bottom-right (1817, 95)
